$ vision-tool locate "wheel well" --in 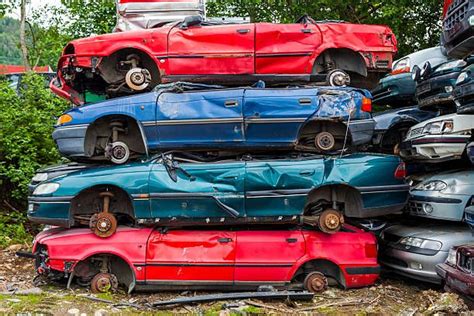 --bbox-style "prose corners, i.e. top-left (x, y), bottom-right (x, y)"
top-left (292, 259), bottom-right (346, 288)
top-left (313, 48), bottom-right (367, 77)
top-left (380, 121), bottom-right (417, 152)
top-left (297, 120), bottom-right (352, 147)
top-left (99, 48), bottom-right (161, 86)
top-left (305, 184), bottom-right (363, 218)
top-left (84, 115), bottom-right (146, 157)
top-left (74, 253), bottom-right (136, 293)
top-left (70, 185), bottom-right (135, 225)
